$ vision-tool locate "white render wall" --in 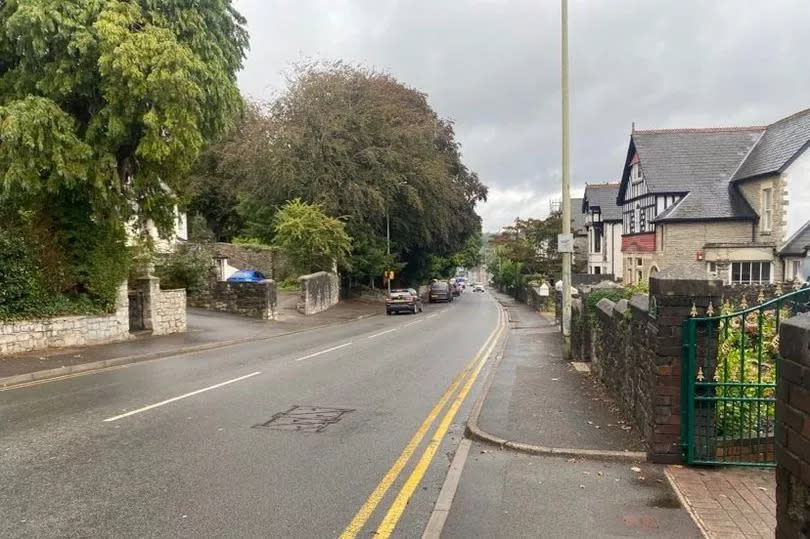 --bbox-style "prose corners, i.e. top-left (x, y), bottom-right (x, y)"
top-left (784, 148), bottom-right (810, 241)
